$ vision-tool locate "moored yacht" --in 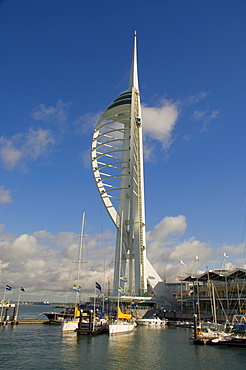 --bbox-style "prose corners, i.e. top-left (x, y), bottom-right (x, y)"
top-left (108, 307), bottom-right (136, 335)
top-left (136, 316), bottom-right (168, 326)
